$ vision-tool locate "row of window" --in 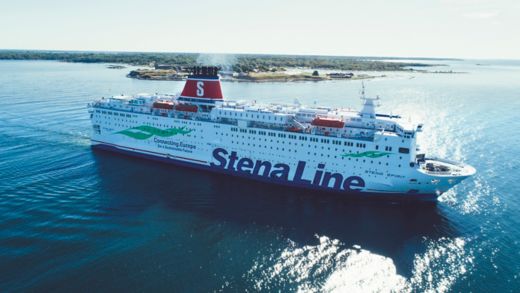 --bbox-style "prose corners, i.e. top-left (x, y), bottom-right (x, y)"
top-left (220, 133), bottom-right (409, 160)
top-left (218, 110), bottom-right (287, 121)
top-left (234, 128), bottom-right (337, 145)
top-left (228, 127), bottom-right (379, 149)
top-left (96, 109), bottom-right (136, 118)
top-left (229, 140), bottom-right (408, 168)
top-left (222, 133), bottom-right (377, 153)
